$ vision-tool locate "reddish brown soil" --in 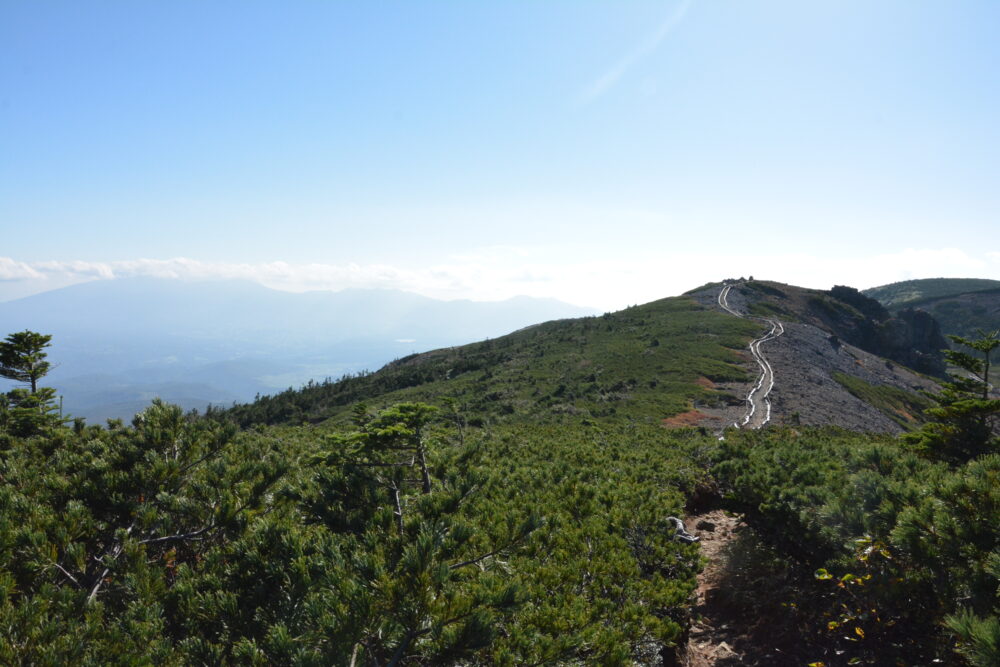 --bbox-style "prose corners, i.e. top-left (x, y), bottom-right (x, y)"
top-left (662, 409), bottom-right (709, 428)
top-left (695, 377), bottom-right (717, 389)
